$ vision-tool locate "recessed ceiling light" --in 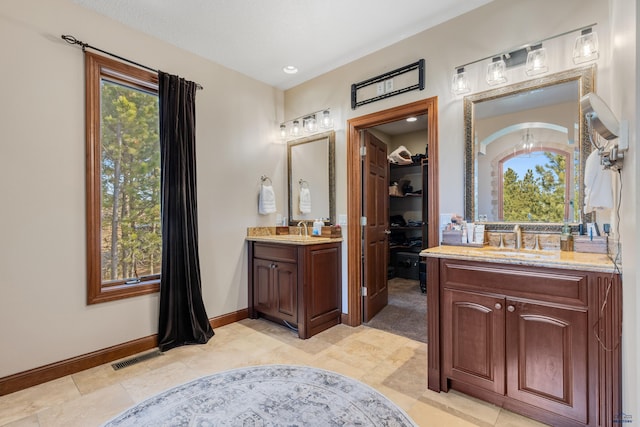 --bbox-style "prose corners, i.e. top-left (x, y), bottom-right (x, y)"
top-left (406, 117), bottom-right (417, 122)
top-left (283, 66), bottom-right (298, 74)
